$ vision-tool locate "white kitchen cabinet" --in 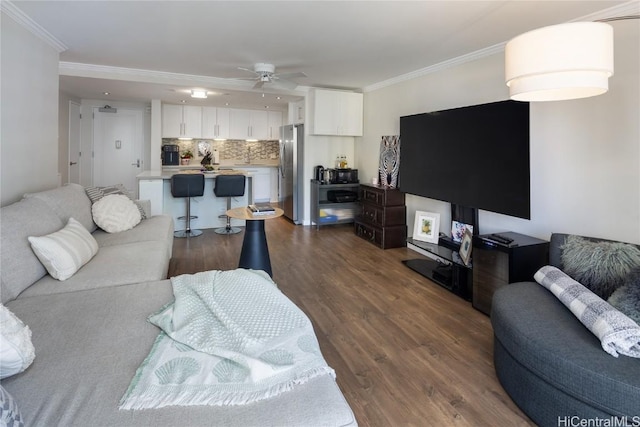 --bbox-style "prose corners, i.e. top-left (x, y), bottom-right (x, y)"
top-left (245, 167), bottom-right (272, 202)
top-left (267, 111), bottom-right (282, 140)
top-left (230, 109), bottom-right (269, 140)
top-left (289, 99), bottom-right (305, 125)
top-left (309, 89), bottom-right (363, 136)
top-left (202, 107), bottom-right (230, 139)
top-left (162, 105), bottom-right (202, 138)
top-left (138, 179), bottom-right (164, 216)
